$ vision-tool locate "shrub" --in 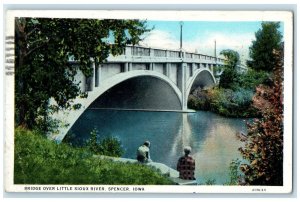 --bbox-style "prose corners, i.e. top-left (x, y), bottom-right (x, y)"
top-left (188, 95), bottom-right (209, 110)
top-left (86, 129), bottom-right (124, 157)
top-left (219, 68), bottom-right (239, 89)
top-left (205, 179), bottom-right (216, 185)
top-left (223, 159), bottom-right (245, 185)
top-left (238, 69), bottom-right (270, 90)
top-left (188, 87), bottom-right (258, 117)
